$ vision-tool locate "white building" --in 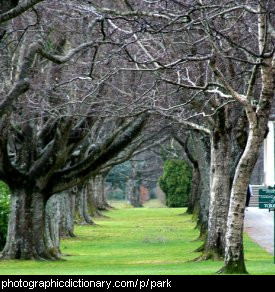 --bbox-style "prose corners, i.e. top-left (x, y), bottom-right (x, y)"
top-left (251, 113), bottom-right (275, 187)
top-left (263, 121), bottom-right (275, 187)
